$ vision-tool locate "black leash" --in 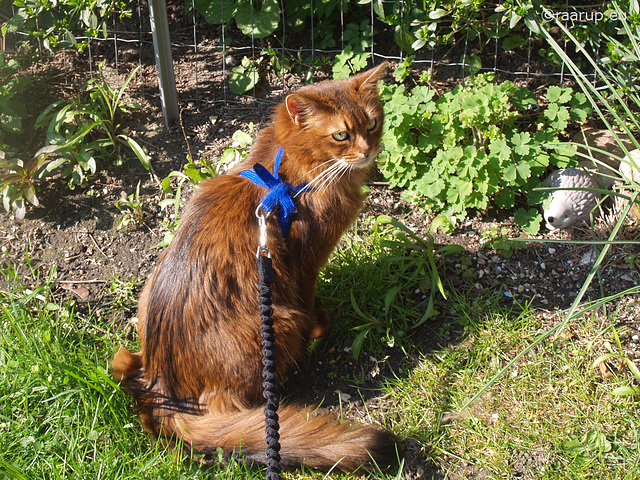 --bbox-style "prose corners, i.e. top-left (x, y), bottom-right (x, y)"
top-left (241, 147), bottom-right (306, 479)
top-left (256, 214), bottom-right (281, 480)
